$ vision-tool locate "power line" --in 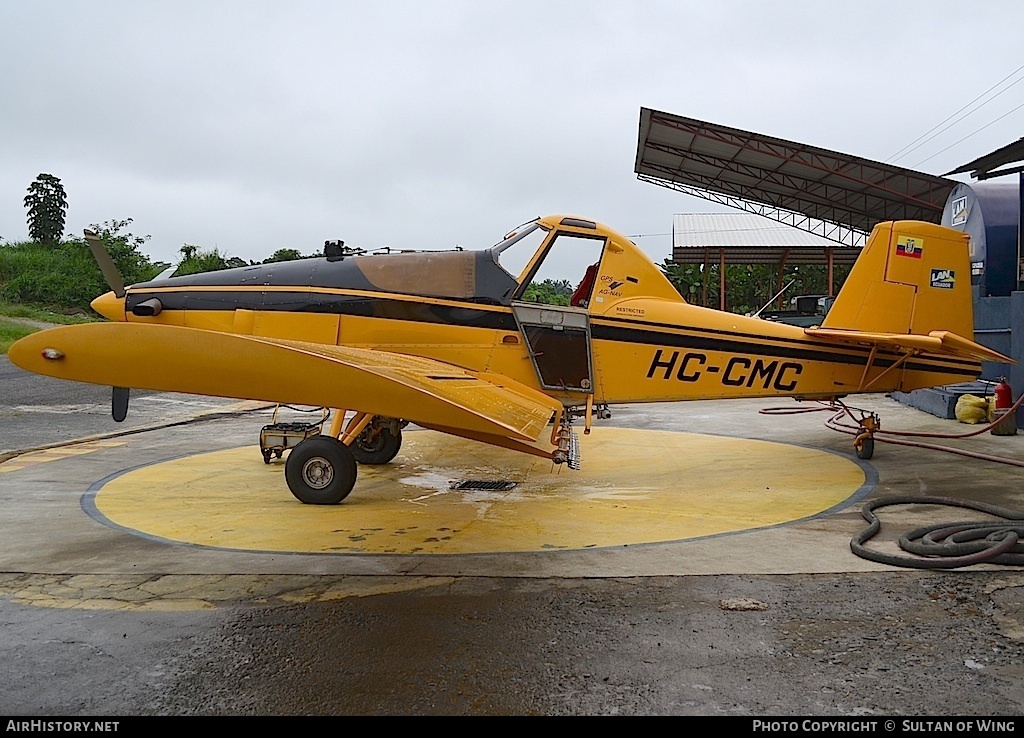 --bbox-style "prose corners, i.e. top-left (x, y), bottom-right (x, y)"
top-left (895, 78), bottom-right (1024, 166)
top-left (912, 99), bottom-right (1024, 169)
top-left (887, 63), bottom-right (1024, 164)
